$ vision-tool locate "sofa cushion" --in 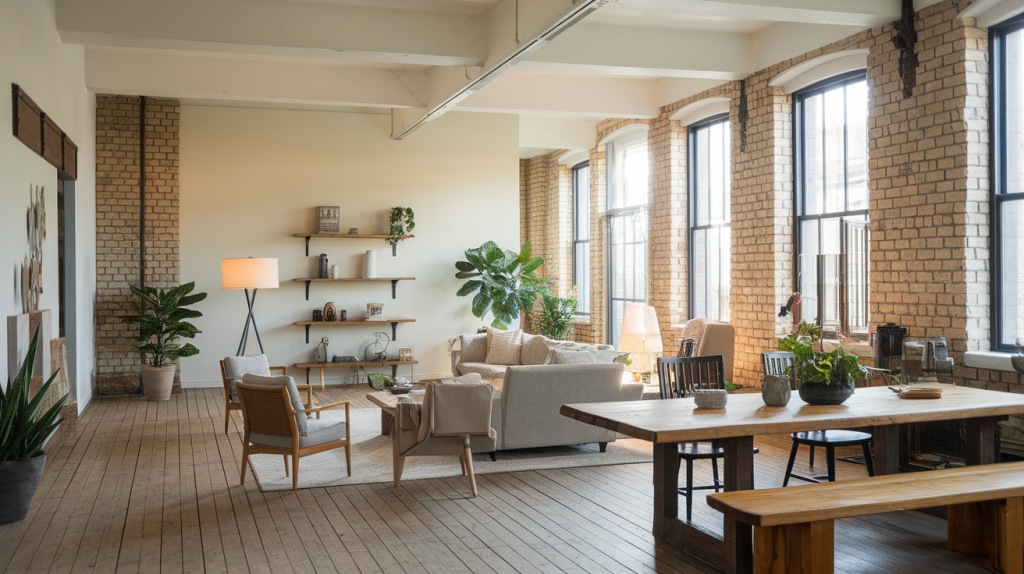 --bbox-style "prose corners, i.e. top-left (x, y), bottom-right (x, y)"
top-left (458, 362), bottom-right (508, 381)
top-left (520, 333), bottom-right (550, 365)
top-left (545, 348), bottom-right (620, 365)
top-left (460, 333), bottom-right (488, 363)
top-left (485, 328), bottom-right (523, 365)
top-left (251, 411), bottom-right (347, 449)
